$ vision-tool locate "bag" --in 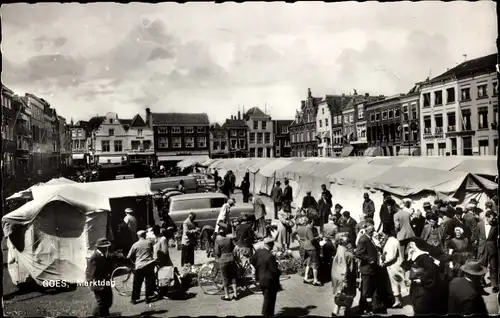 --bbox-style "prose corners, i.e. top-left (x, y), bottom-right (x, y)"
top-left (334, 291), bottom-right (354, 308)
